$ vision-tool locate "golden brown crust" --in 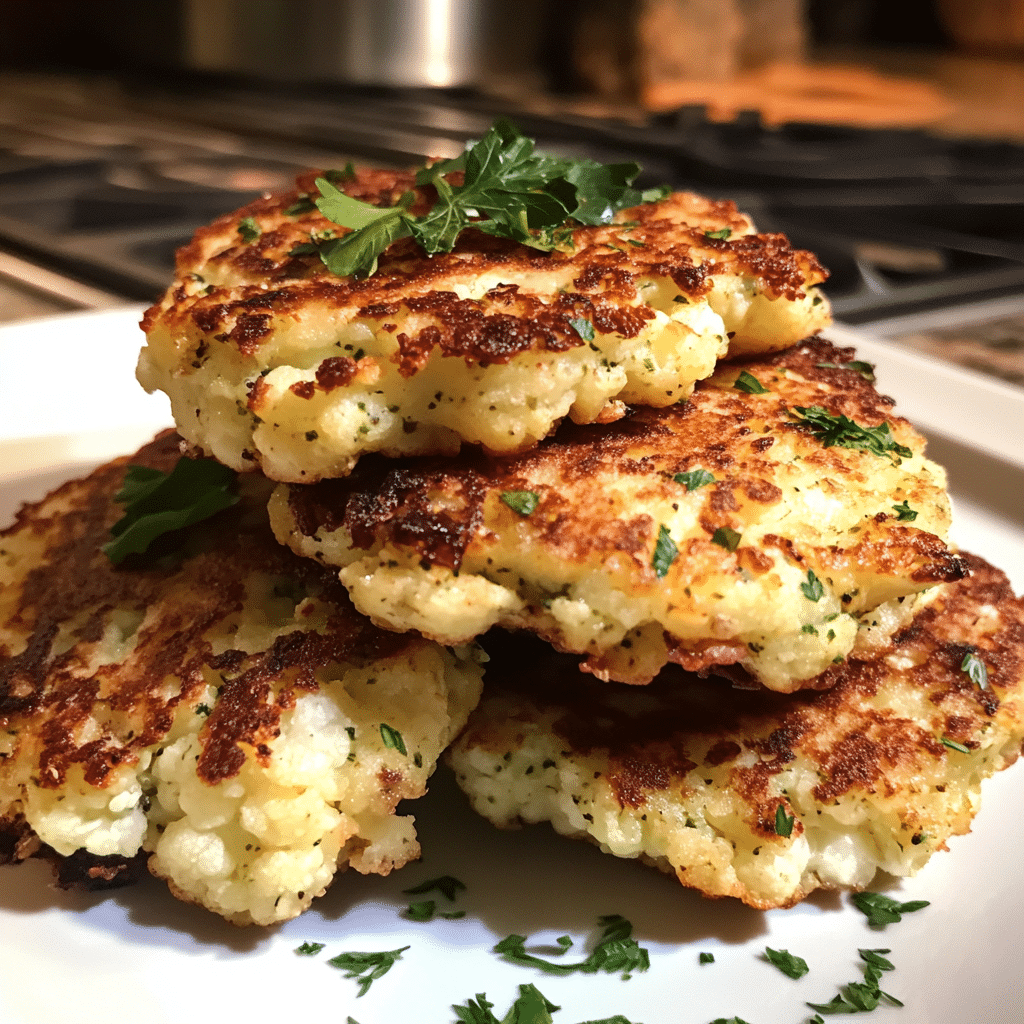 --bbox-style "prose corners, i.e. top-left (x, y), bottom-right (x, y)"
top-left (143, 166), bottom-right (827, 370)
top-left (285, 338), bottom-right (961, 586)
top-left (0, 432), bottom-right (416, 792)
